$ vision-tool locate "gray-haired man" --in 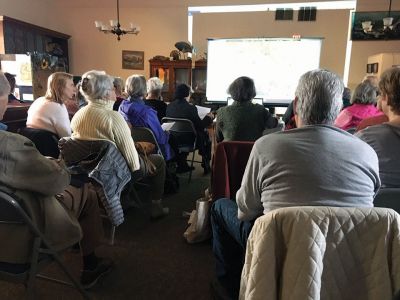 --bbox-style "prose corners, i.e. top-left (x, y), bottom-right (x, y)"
top-left (210, 69), bottom-right (381, 299)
